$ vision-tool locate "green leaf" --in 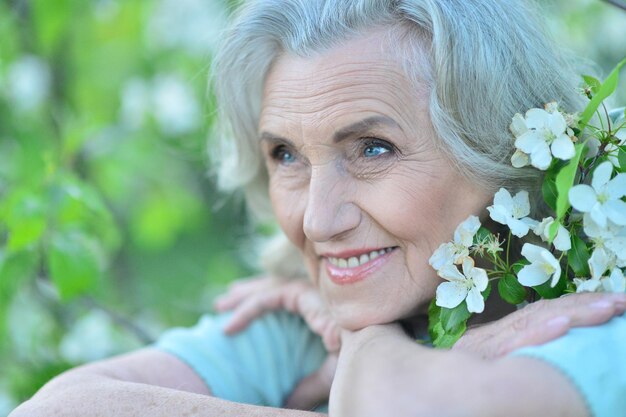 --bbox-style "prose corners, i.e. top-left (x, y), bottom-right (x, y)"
top-left (432, 321), bottom-right (467, 349)
top-left (47, 231), bottom-right (103, 301)
top-left (541, 170), bottom-right (558, 211)
top-left (582, 75), bottom-right (601, 94)
top-left (1, 190), bottom-right (48, 252)
top-left (498, 273), bottom-right (527, 304)
top-left (428, 299), bottom-right (470, 349)
top-left (533, 273), bottom-right (567, 299)
top-left (440, 302), bottom-right (471, 333)
top-left (427, 298), bottom-right (441, 338)
top-left (579, 58), bottom-right (626, 128)
top-left (554, 143), bottom-right (585, 224)
top-left (568, 234), bottom-right (591, 277)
